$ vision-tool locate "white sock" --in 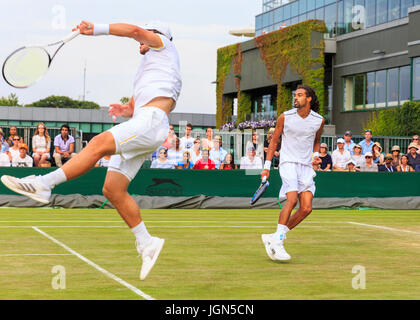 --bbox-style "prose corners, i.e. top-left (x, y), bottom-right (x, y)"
top-left (39, 168), bottom-right (67, 189)
top-left (131, 221), bottom-right (152, 245)
top-left (274, 224), bottom-right (289, 241)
